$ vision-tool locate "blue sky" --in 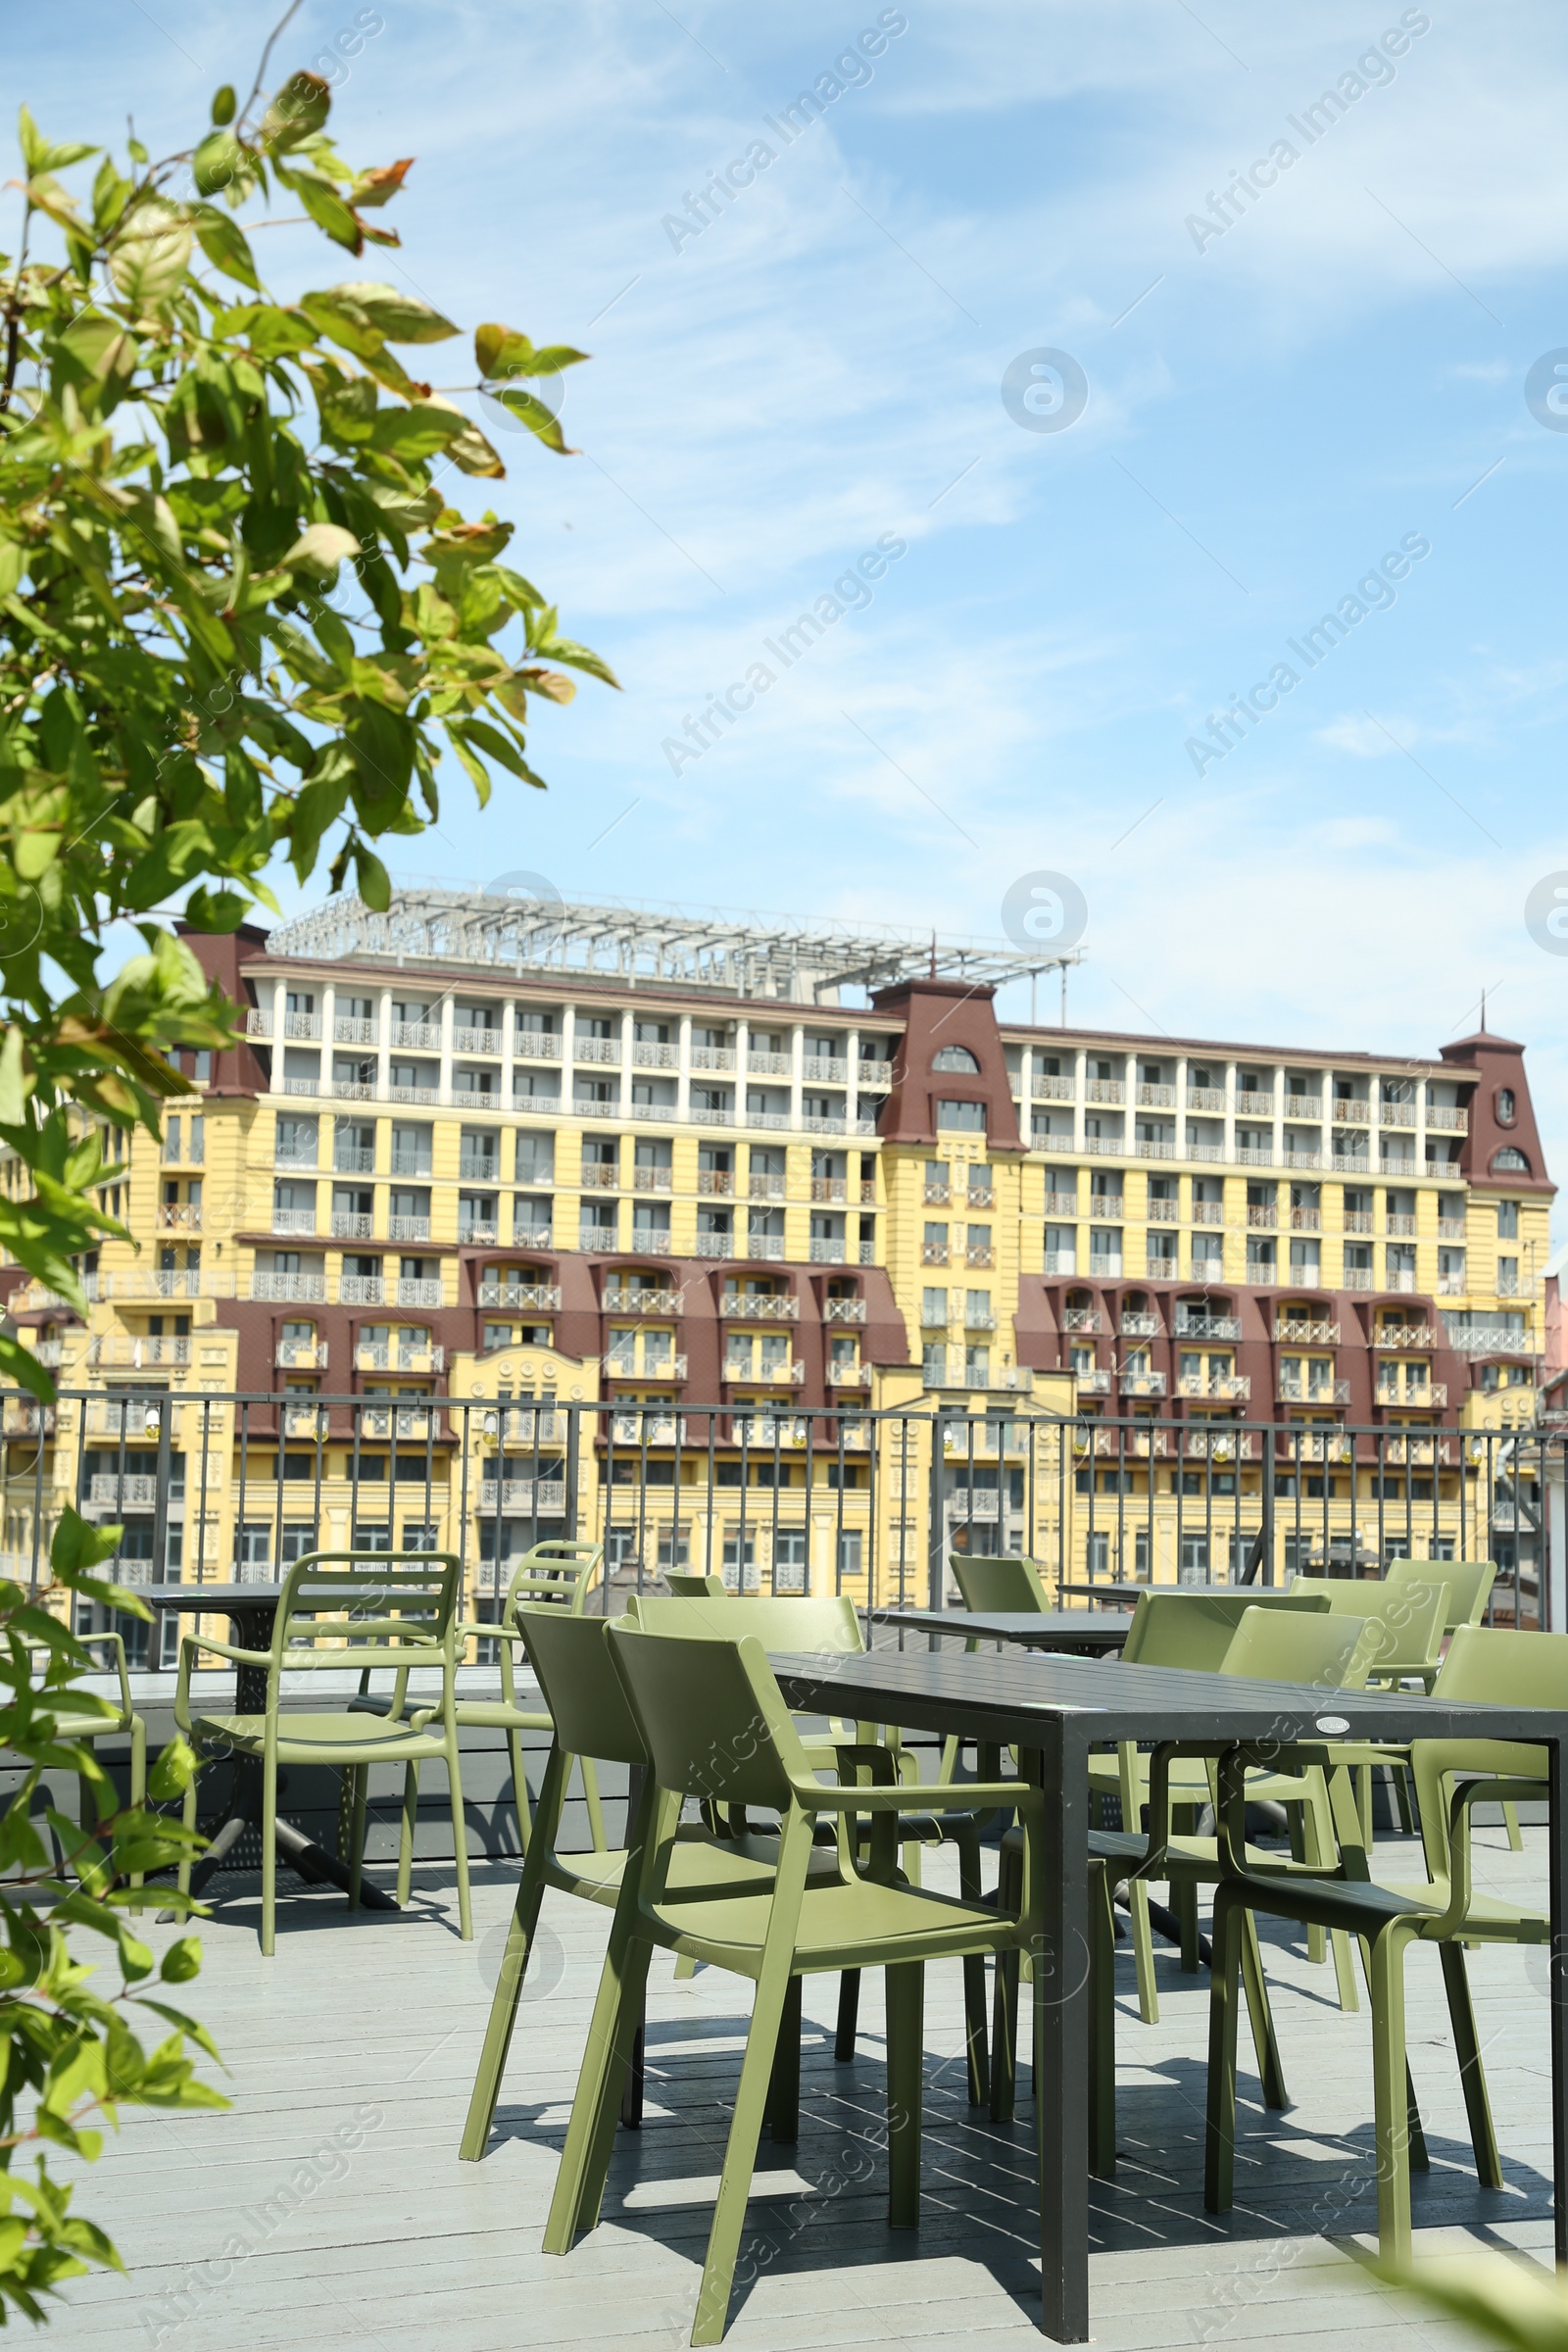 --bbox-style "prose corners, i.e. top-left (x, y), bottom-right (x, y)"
top-left (14, 1), bottom-right (1568, 1212)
